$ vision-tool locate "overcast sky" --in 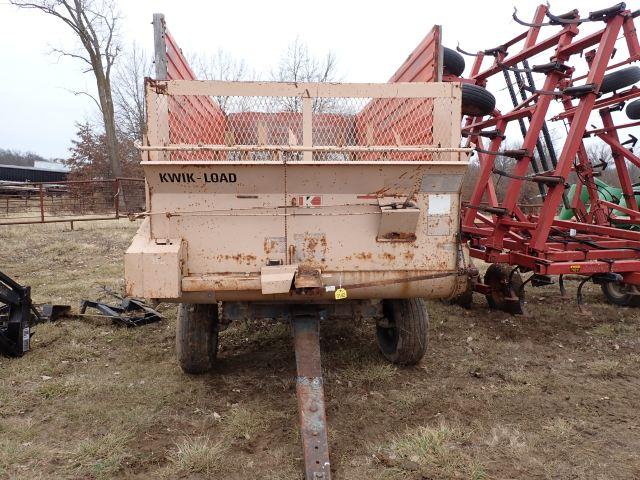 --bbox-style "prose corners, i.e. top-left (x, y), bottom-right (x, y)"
top-left (0, 0), bottom-right (635, 158)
